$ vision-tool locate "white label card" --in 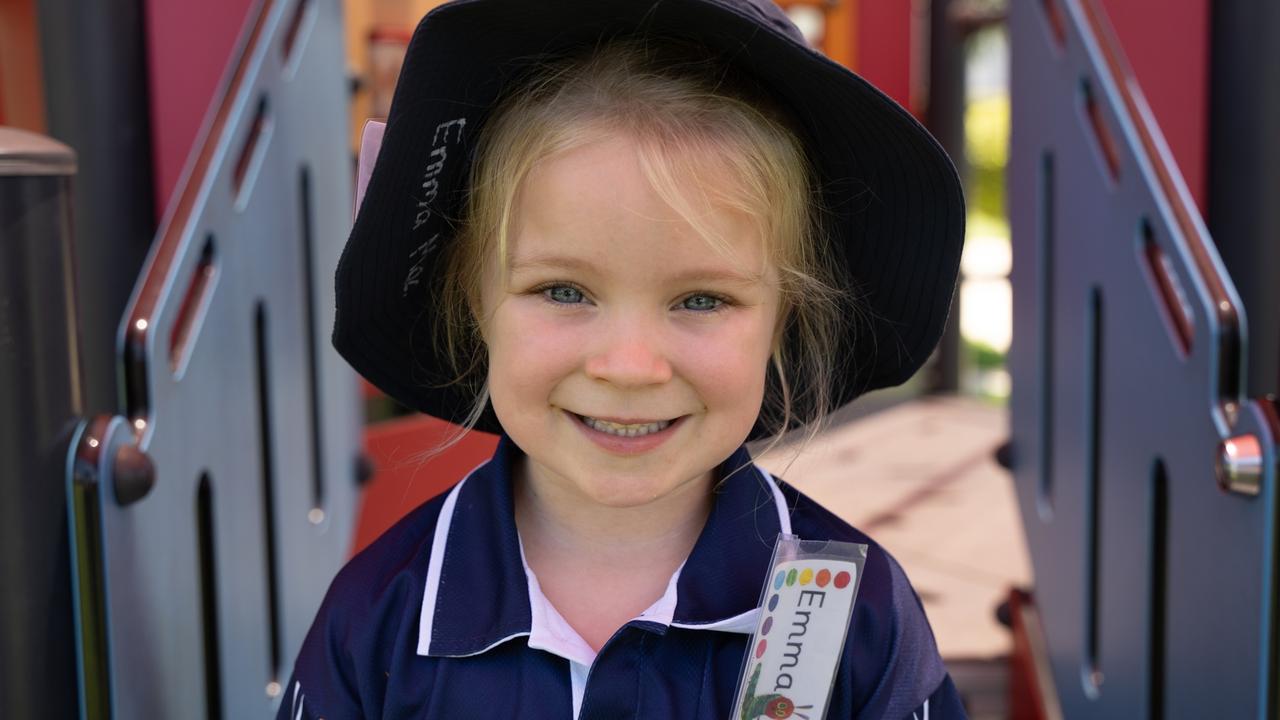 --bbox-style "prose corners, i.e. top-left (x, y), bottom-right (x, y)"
top-left (732, 550), bottom-right (864, 720)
